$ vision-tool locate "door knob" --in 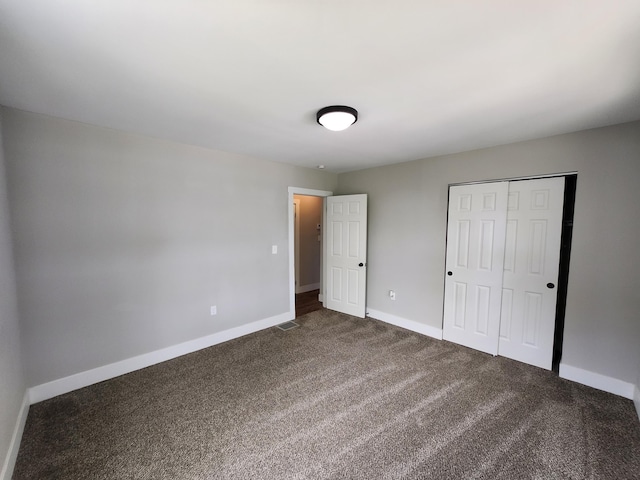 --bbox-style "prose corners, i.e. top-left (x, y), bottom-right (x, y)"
top-left (359, 263), bottom-right (364, 267)
top-left (447, 271), bottom-right (453, 276)
top-left (547, 283), bottom-right (555, 289)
